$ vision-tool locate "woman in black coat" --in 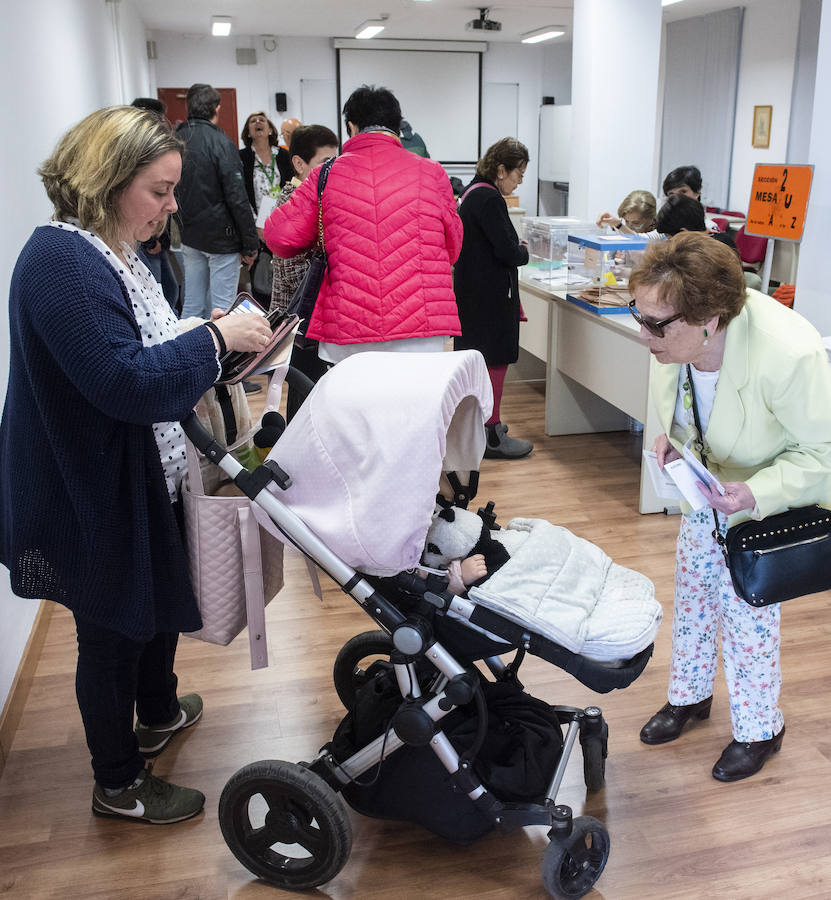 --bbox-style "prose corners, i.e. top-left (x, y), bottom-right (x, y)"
top-left (454, 138), bottom-right (532, 459)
